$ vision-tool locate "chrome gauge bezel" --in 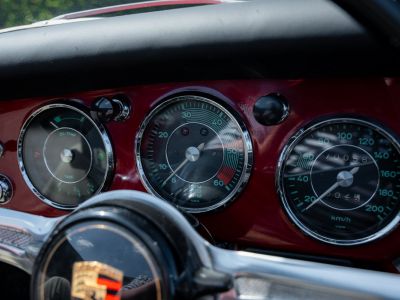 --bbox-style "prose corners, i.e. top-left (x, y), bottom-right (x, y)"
top-left (277, 117), bottom-right (400, 246)
top-left (17, 102), bottom-right (114, 210)
top-left (136, 94), bottom-right (253, 213)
